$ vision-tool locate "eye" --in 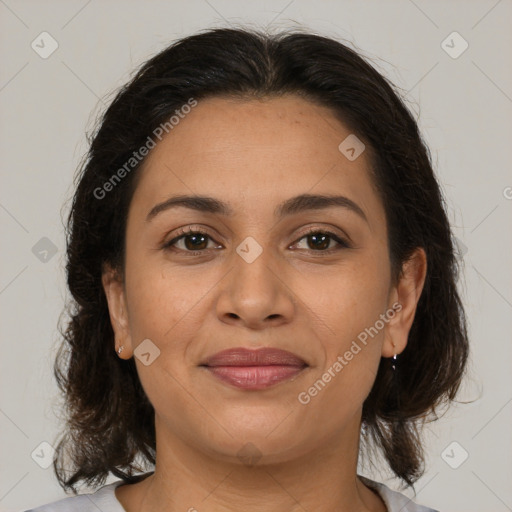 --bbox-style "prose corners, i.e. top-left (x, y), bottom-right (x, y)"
top-left (163, 228), bottom-right (222, 253)
top-left (163, 227), bottom-right (351, 255)
top-left (292, 229), bottom-right (350, 252)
